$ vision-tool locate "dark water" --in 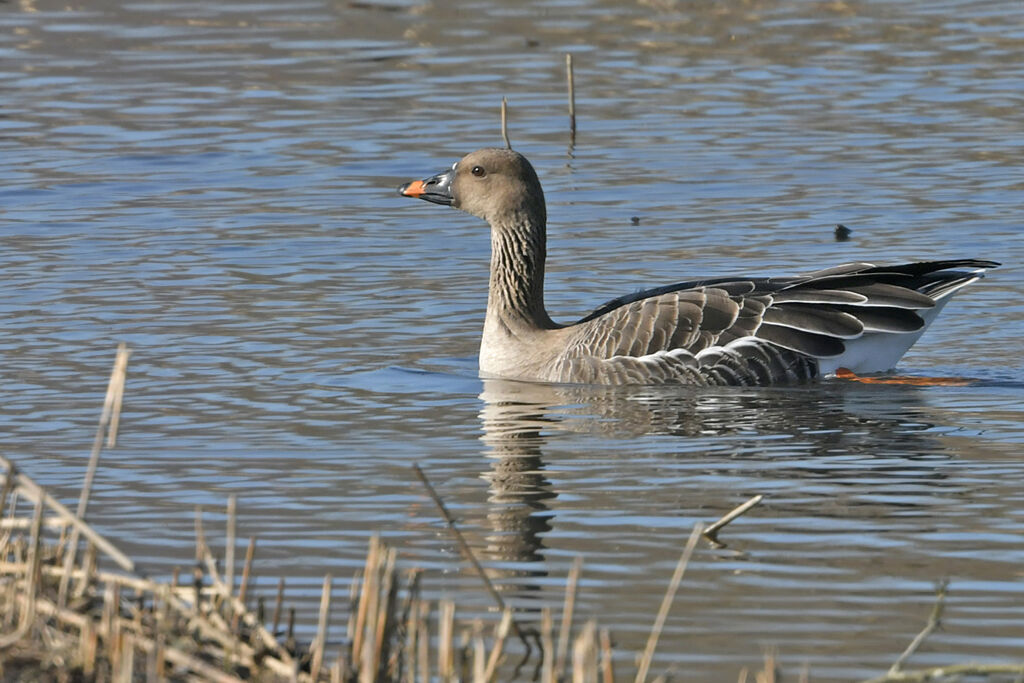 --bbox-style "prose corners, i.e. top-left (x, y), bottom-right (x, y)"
top-left (3, 0), bottom-right (1024, 679)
